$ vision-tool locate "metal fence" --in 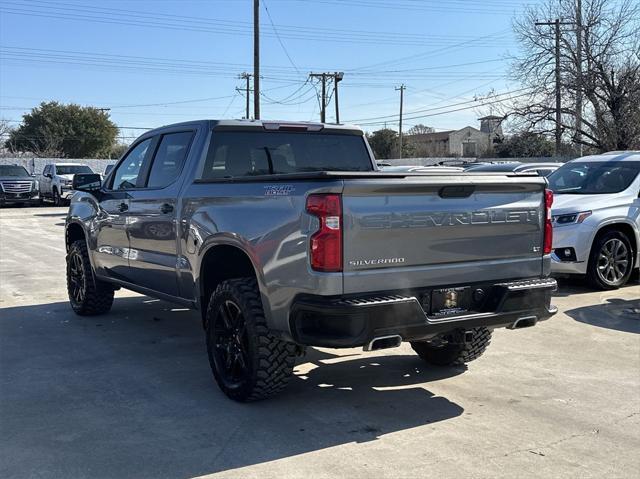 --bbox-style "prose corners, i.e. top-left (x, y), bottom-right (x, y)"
top-left (0, 157), bottom-right (117, 175)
